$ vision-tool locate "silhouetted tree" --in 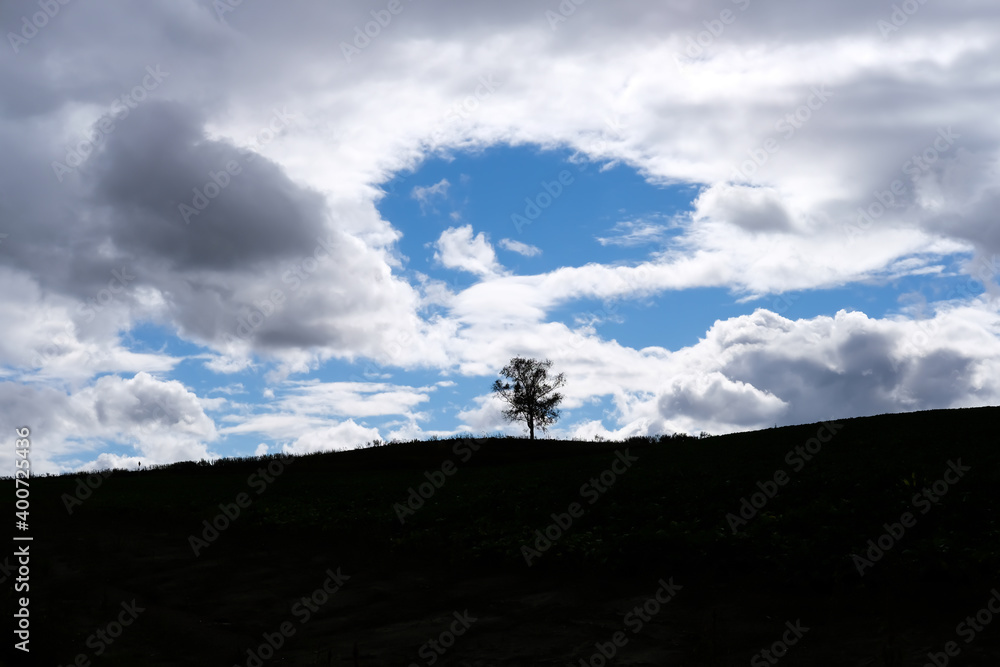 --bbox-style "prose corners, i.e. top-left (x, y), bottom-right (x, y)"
top-left (491, 357), bottom-right (565, 440)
